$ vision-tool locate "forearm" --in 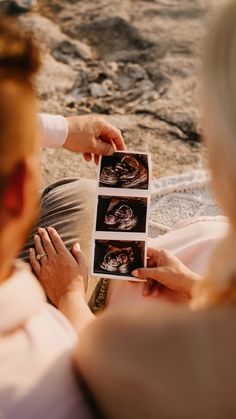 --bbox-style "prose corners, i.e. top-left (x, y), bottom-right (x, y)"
top-left (58, 291), bottom-right (95, 335)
